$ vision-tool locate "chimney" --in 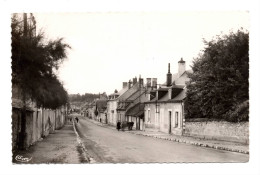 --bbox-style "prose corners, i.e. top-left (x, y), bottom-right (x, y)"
top-left (152, 78), bottom-right (157, 89)
top-left (133, 77), bottom-right (137, 85)
top-left (178, 58), bottom-right (186, 78)
top-left (139, 75), bottom-right (143, 88)
top-left (166, 63), bottom-right (172, 87)
top-left (128, 80), bottom-right (132, 89)
top-left (146, 78), bottom-right (151, 88)
top-left (123, 82), bottom-right (128, 89)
